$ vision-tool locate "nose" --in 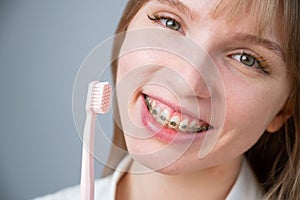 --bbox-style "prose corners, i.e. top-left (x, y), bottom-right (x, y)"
top-left (163, 46), bottom-right (217, 99)
top-left (177, 29), bottom-right (224, 100)
top-left (171, 63), bottom-right (212, 99)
